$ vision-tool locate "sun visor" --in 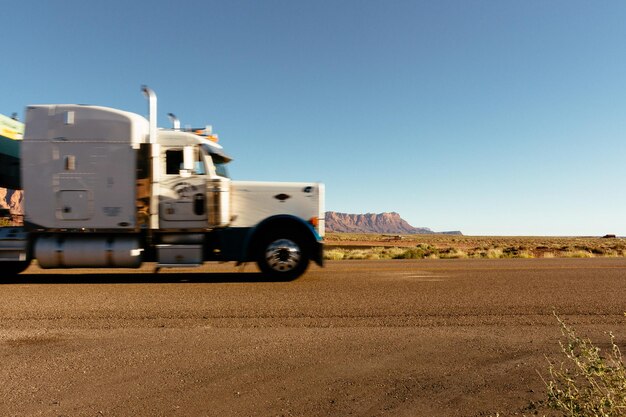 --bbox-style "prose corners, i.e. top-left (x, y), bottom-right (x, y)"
top-left (202, 144), bottom-right (232, 162)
